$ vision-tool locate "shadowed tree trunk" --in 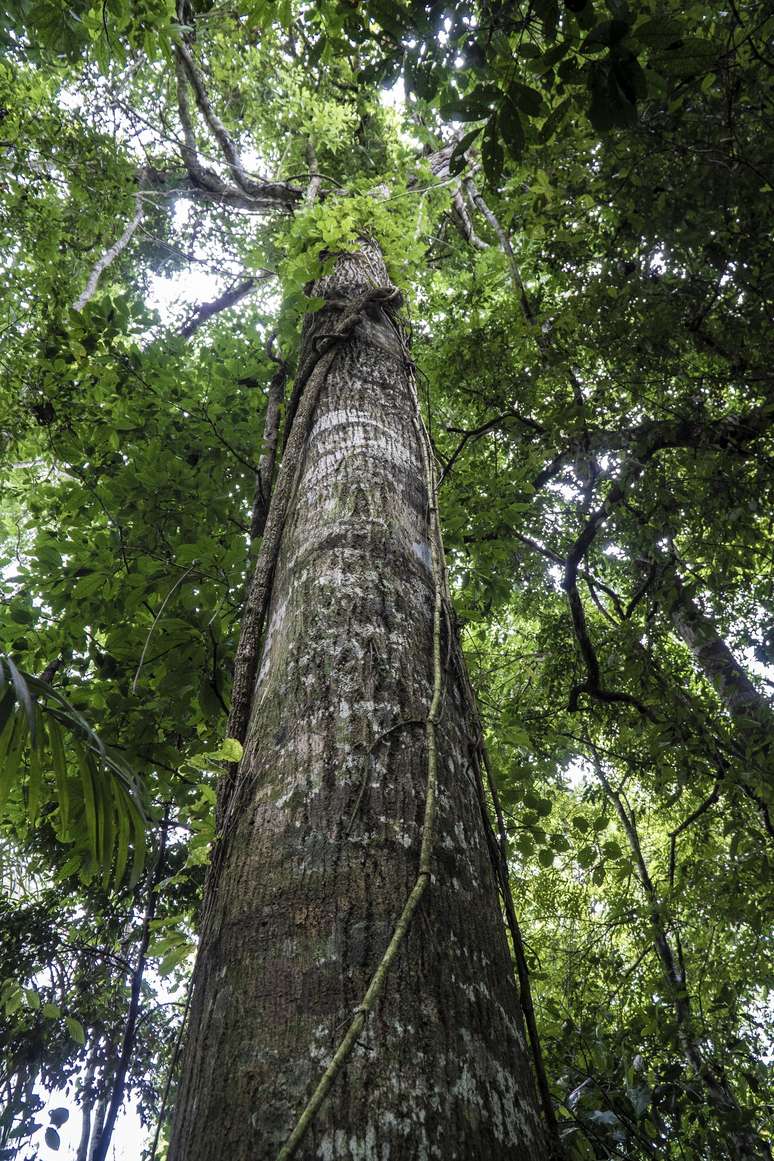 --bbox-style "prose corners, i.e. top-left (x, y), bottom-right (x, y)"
top-left (666, 569), bottom-right (773, 768)
top-left (592, 755), bottom-right (771, 1161)
top-left (168, 242), bottom-right (548, 1160)
top-left (75, 1052), bottom-right (97, 1161)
